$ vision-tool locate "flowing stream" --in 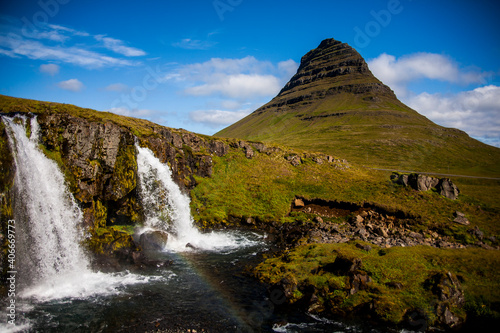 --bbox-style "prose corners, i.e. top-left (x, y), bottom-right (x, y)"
top-left (1, 115), bottom-right (372, 332)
